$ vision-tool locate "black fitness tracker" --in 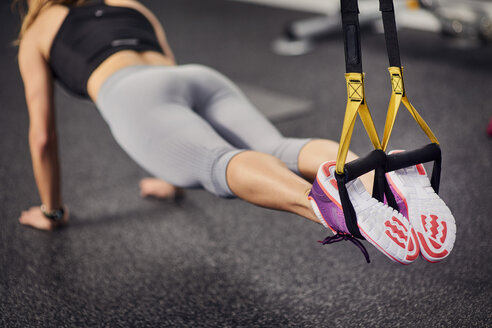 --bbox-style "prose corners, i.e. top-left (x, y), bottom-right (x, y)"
top-left (40, 205), bottom-right (65, 222)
